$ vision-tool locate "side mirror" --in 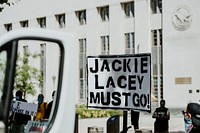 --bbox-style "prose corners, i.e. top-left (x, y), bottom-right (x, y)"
top-left (0, 29), bottom-right (78, 133)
